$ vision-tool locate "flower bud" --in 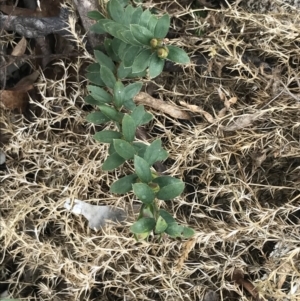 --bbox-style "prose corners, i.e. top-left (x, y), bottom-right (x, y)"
top-left (149, 182), bottom-right (160, 193)
top-left (157, 47), bottom-right (169, 59)
top-left (150, 38), bottom-right (158, 48)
